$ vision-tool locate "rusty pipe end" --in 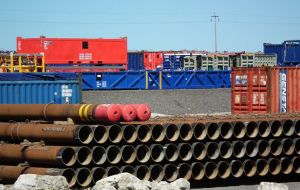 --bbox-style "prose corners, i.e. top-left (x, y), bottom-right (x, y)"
top-left (74, 125), bottom-right (94, 144)
top-left (151, 124), bottom-right (165, 142)
top-left (256, 159), bottom-right (269, 176)
top-left (243, 159), bottom-right (257, 177)
top-left (268, 158), bottom-right (281, 175)
top-left (178, 163), bottom-right (192, 180)
top-left (192, 142), bottom-right (207, 161)
top-left (93, 125), bottom-right (109, 144)
top-left (106, 145), bottom-right (122, 164)
top-left (121, 145), bottom-right (137, 164)
top-left (281, 157), bottom-right (293, 174)
top-left (136, 144), bottom-right (151, 163)
top-left (220, 122), bottom-right (233, 139)
top-left (150, 165), bottom-right (164, 182)
top-left (164, 144), bottom-right (179, 162)
top-left (75, 168), bottom-right (92, 187)
top-left (191, 162), bottom-right (205, 180)
top-left (217, 161), bottom-right (231, 179)
top-left (92, 146), bottom-right (106, 165)
top-left (233, 121), bottom-right (246, 139)
top-left (75, 146), bottom-right (92, 166)
top-left (192, 122), bottom-right (207, 140)
top-left (91, 167), bottom-right (106, 185)
top-left (292, 157), bottom-right (300, 174)
top-left (122, 125), bottom-right (138, 143)
top-left (135, 165), bottom-right (151, 181)
top-left (206, 122), bottom-right (220, 140)
top-left (137, 124), bottom-right (152, 143)
top-left (57, 147), bottom-right (77, 167)
top-left (179, 123), bottom-right (193, 141)
top-left (204, 162), bottom-right (218, 179)
top-left (163, 164), bottom-right (178, 182)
